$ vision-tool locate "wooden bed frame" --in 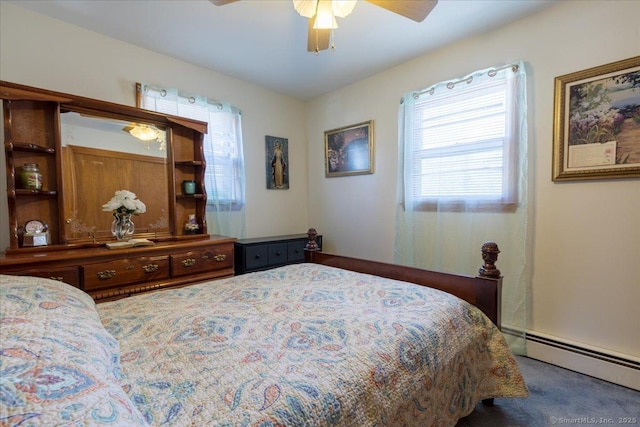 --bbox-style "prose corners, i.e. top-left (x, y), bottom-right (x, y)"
top-left (303, 228), bottom-right (503, 328)
top-left (303, 229), bottom-right (504, 408)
